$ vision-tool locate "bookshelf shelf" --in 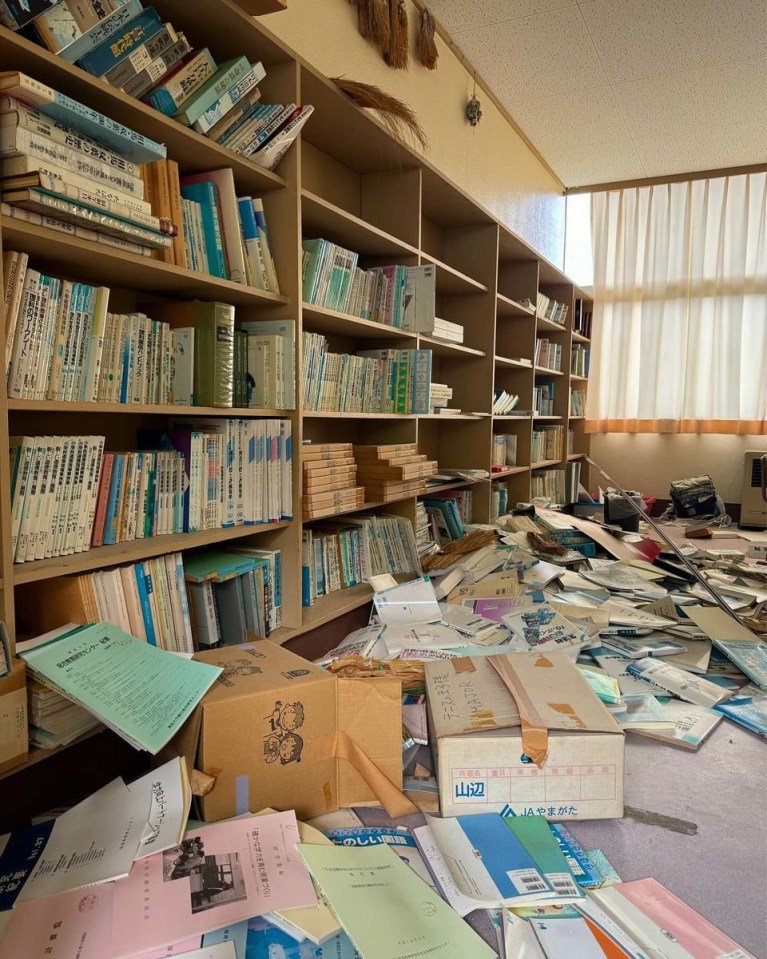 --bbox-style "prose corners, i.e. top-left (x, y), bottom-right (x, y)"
top-left (418, 336), bottom-right (485, 358)
top-left (301, 190), bottom-right (419, 257)
top-left (8, 400), bottom-right (290, 417)
top-left (532, 415), bottom-right (563, 421)
top-left (531, 458), bottom-right (563, 469)
top-left (570, 374), bottom-right (588, 382)
top-left (12, 522), bottom-right (291, 586)
top-left (568, 415), bottom-right (586, 420)
top-left (418, 413), bottom-right (481, 421)
top-left (300, 583), bottom-right (375, 633)
top-left (571, 332), bottom-right (591, 344)
top-left (0, 27), bottom-right (286, 196)
top-left (301, 304), bottom-right (414, 340)
top-left (0, 727), bottom-right (106, 784)
top-left (422, 254), bottom-right (488, 295)
top-left (536, 316), bottom-right (567, 334)
top-left (534, 366), bottom-right (565, 377)
top-left (1, 218), bottom-right (289, 307)
top-left (495, 356), bottom-right (532, 369)
top-left (418, 479), bottom-right (482, 495)
top-left (303, 411), bottom-right (416, 420)
top-left (567, 453), bottom-right (586, 460)
top-left (491, 467), bottom-right (529, 478)
top-left (496, 294), bottom-right (535, 318)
